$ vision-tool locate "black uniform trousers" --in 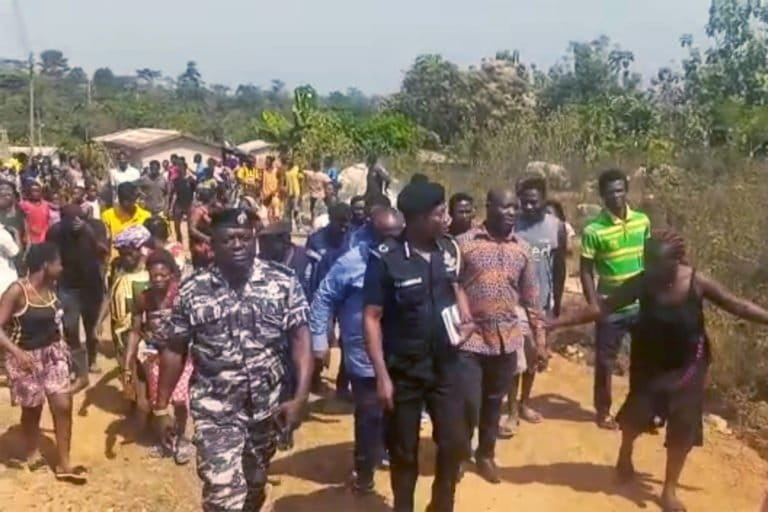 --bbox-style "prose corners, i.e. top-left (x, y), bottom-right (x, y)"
top-left (386, 353), bottom-right (464, 512)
